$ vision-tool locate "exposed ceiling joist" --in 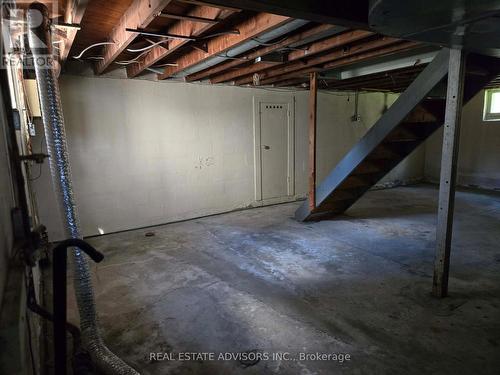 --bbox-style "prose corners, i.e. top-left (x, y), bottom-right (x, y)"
top-left (95, 0), bottom-right (174, 74)
top-left (127, 5), bottom-right (238, 78)
top-left (234, 36), bottom-right (403, 85)
top-left (322, 42), bottom-right (420, 71)
top-left (58, 0), bottom-right (89, 64)
top-left (274, 76), bottom-right (315, 87)
top-left (55, 0), bottom-right (439, 92)
top-left (262, 41), bottom-right (420, 86)
top-left (187, 0), bottom-right (370, 29)
top-left (324, 65), bottom-right (426, 92)
top-left (177, 0), bottom-right (241, 12)
top-left (185, 23), bottom-right (337, 82)
top-left (157, 12), bottom-right (291, 79)
top-left (265, 67), bottom-right (323, 86)
top-left (210, 30), bottom-right (373, 84)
